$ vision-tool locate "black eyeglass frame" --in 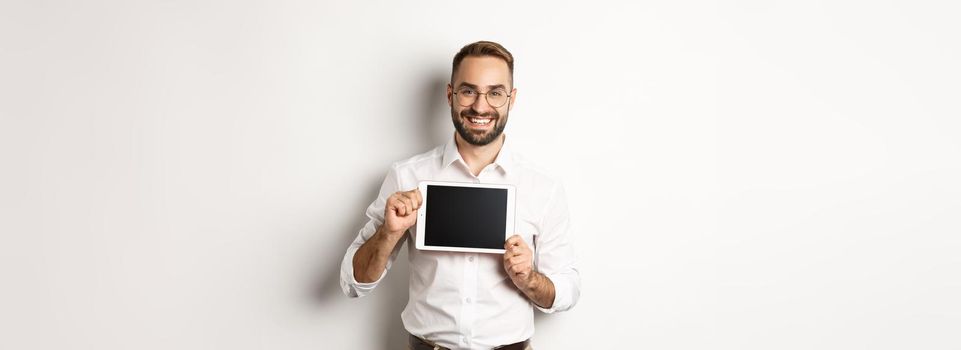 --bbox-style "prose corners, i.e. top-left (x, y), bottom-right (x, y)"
top-left (451, 86), bottom-right (514, 108)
